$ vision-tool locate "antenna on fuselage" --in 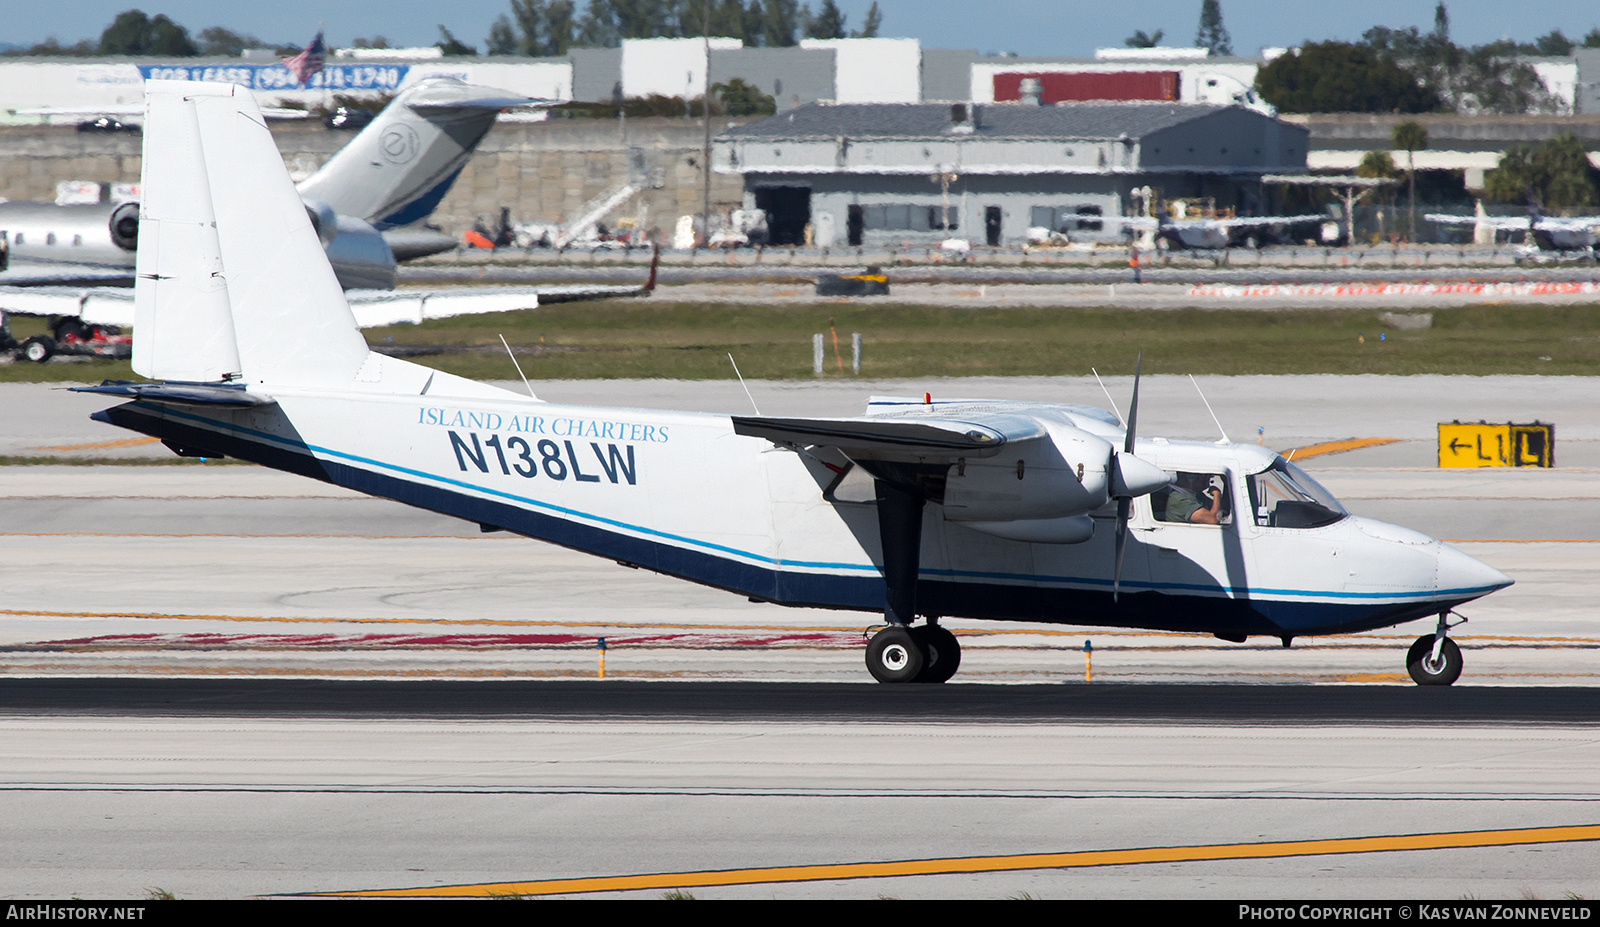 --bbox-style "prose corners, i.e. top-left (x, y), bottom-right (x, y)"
top-left (1090, 367), bottom-right (1126, 428)
top-left (1189, 374), bottom-right (1231, 445)
top-left (728, 353), bottom-right (762, 416)
top-left (500, 334), bottom-right (536, 399)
